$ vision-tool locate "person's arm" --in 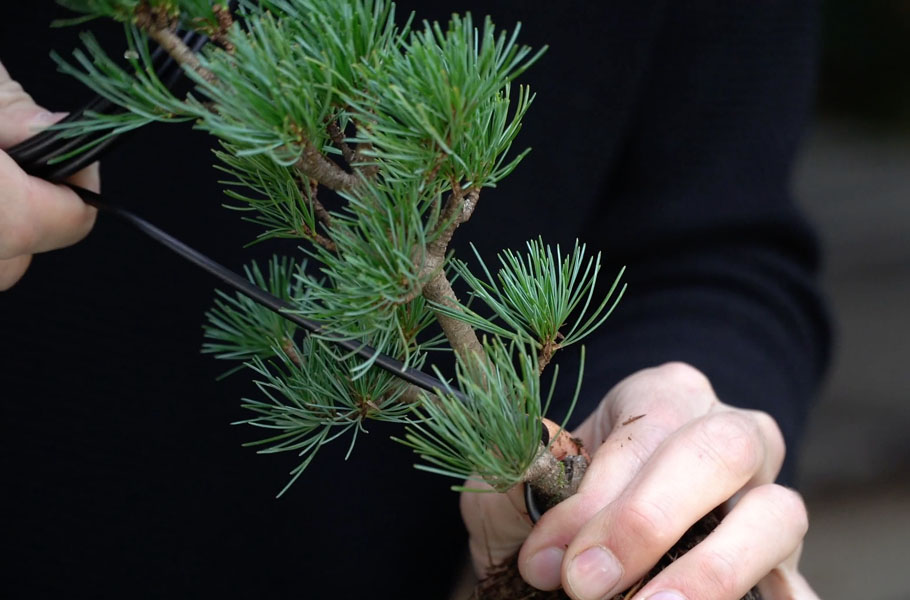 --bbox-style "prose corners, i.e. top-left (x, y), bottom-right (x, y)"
top-left (0, 60), bottom-right (98, 290)
top-left (460, 2), bottom-right (829, 599)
